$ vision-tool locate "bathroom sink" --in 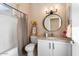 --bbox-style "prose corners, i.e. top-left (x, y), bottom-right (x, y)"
top-left (46, 37), bottom-right (56, 39)
top-left (46, 37), bottom-right (59, 39)
top-left (46, 37), bottom-right (67, 39)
